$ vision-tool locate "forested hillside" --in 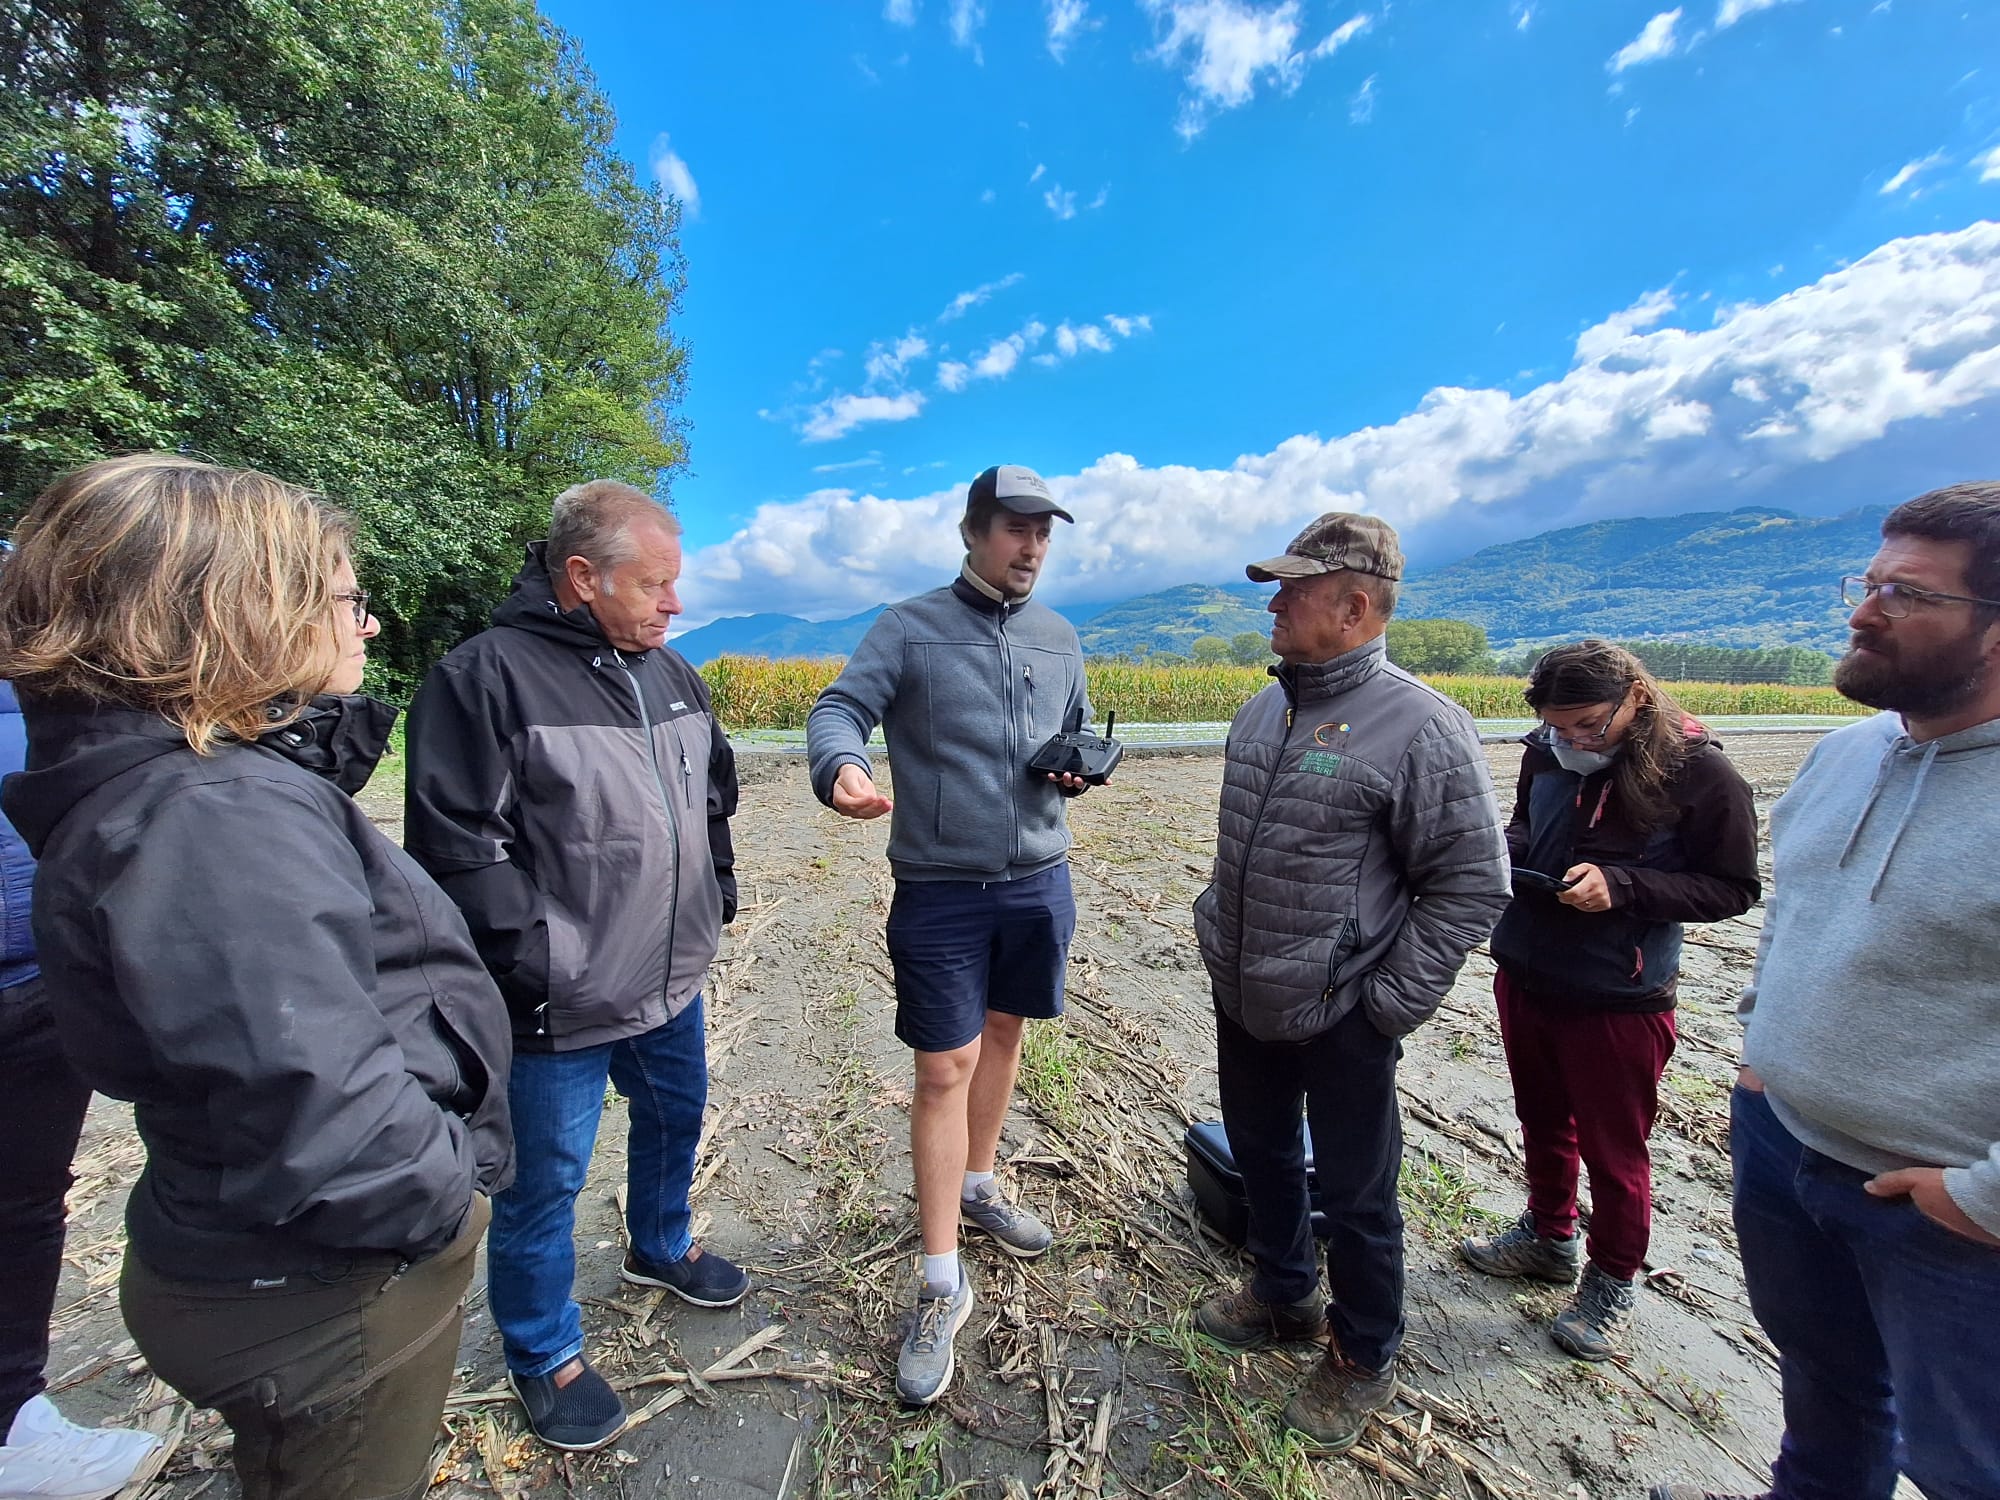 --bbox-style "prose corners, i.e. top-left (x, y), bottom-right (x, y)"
top-left (0, 0), bottom-right (686, 695)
